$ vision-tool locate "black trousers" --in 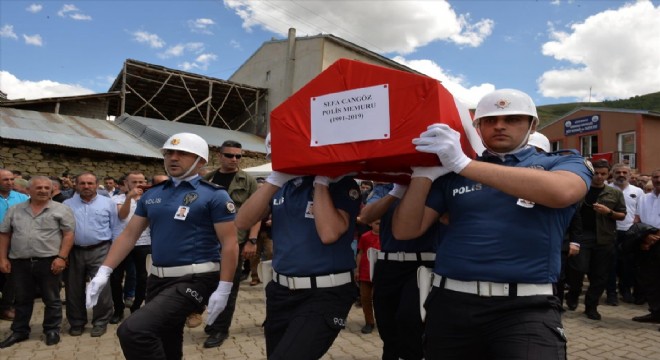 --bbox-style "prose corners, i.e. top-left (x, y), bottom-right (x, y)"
top-left (9, 258), bottom-right (62, 335)
top-left (636, 244), bottom-right (660, 313)
top-left (110, 245), bottom-right (152, 314)
top-left (424, 288), bottom-right (566, 360)
top-left (264, 281), bottom-right (357, 360)
top-left (566, 243), bottom-right (614, 309)
top-left (117, 272), bottom-right (218, 360)
top-left (607, 231), bottom-right (636, 297)
top-left (373, 260), bottom-right (433, 360)
top-left (205, 242), bottom-right (245, 334)
top-left (110, 257), bottom-right (129, 314)
top-left (0, 272), bottom-right (15, 312)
